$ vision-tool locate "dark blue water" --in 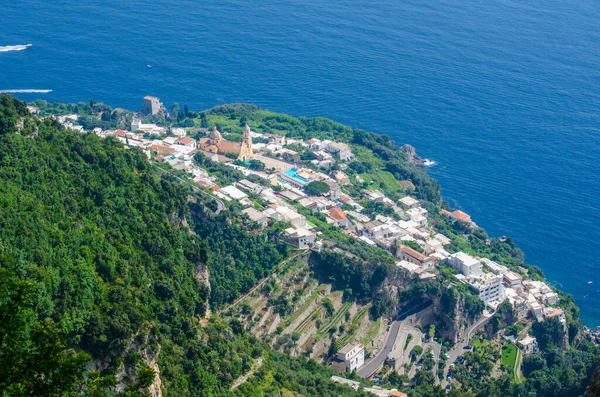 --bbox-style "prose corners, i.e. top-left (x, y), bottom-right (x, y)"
top-left (2, 0), bottom-right (599, 326)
